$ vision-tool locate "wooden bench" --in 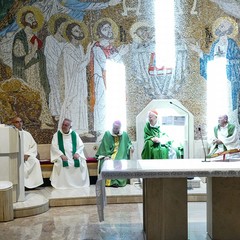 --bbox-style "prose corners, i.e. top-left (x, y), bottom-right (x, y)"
top-left (37, 143), bottom-right (99, 179)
